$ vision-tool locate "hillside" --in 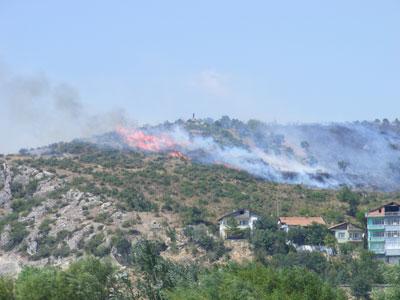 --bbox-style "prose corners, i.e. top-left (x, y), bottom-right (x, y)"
top-left (82, 117), bottom-right (400, 191)
top-left (0, 139), bottom-right (398, 275)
